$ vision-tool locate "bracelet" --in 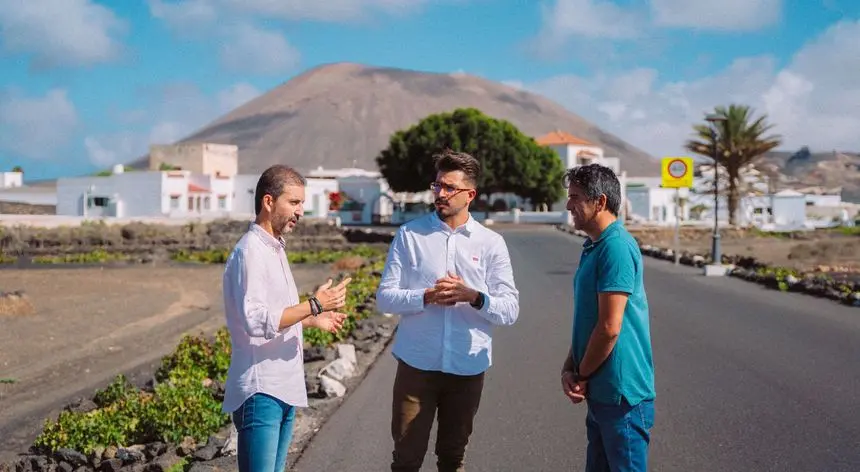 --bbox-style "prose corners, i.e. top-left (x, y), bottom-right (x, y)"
top-left (309, 297), bottom-right (322, 317)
